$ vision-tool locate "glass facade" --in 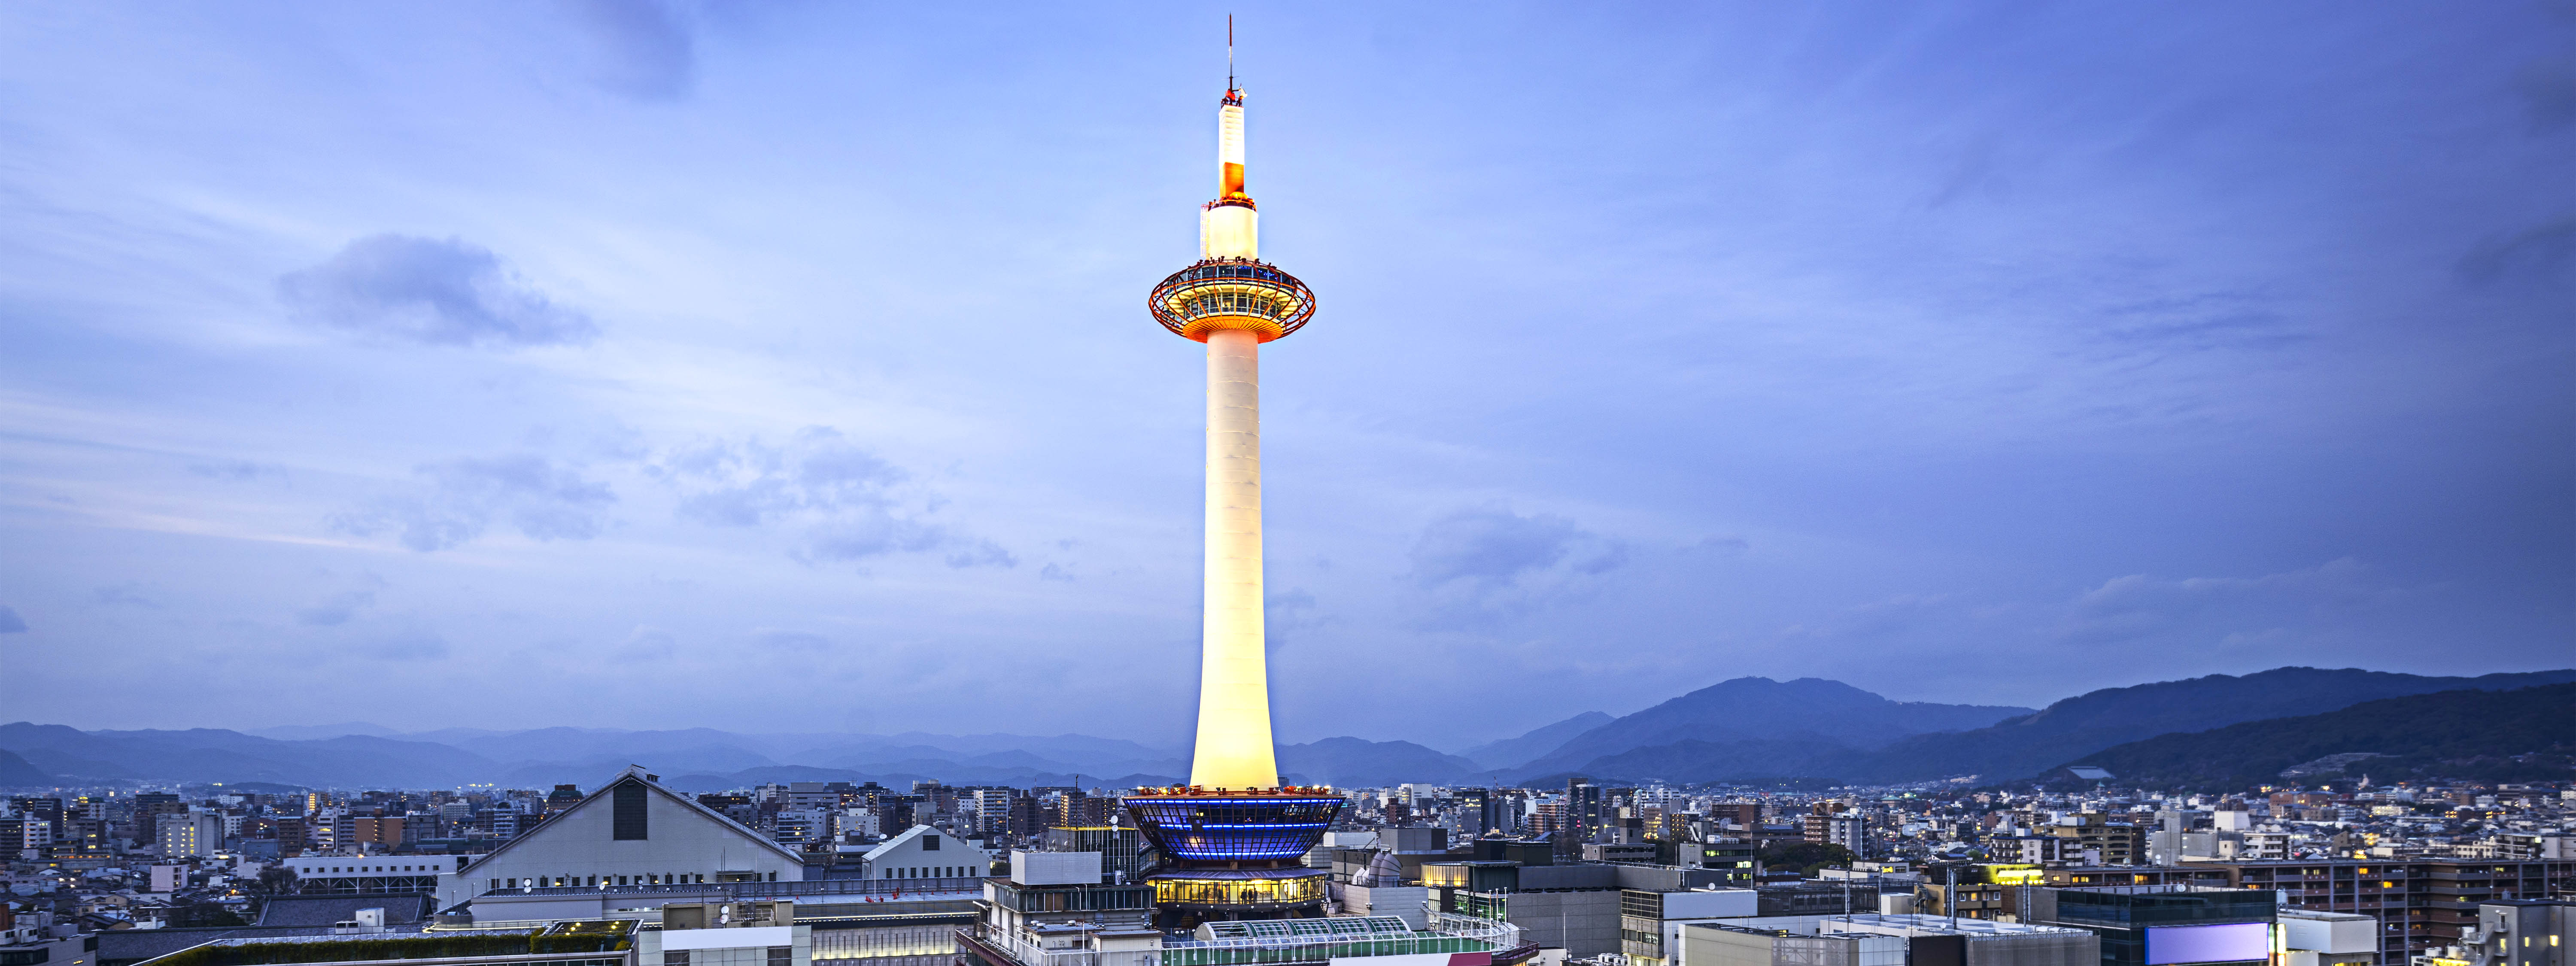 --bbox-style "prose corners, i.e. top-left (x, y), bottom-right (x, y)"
top-left (1452, 892), bottom-right (1509, 921)
top-left (810, 924), bottom-right (958, 963)
top-left (1123, 795), bottom-right (1341, 863)
top-left (2044, 888), bottom-right (2277, 966)
top-left (1150, 874), bottom-right (1326, 908)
